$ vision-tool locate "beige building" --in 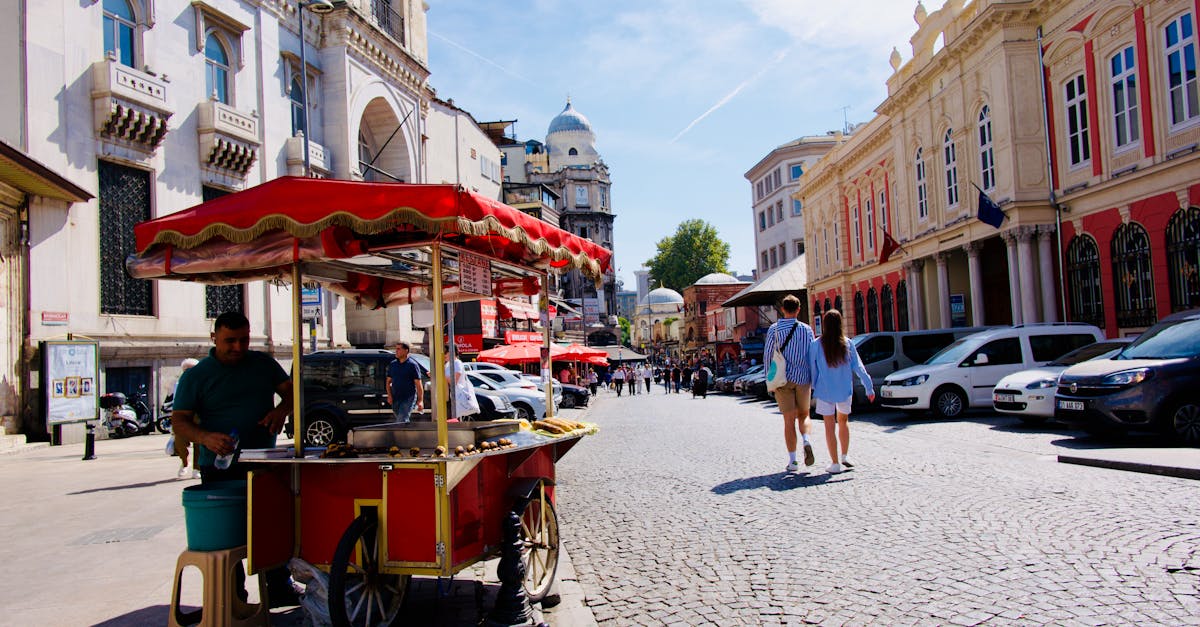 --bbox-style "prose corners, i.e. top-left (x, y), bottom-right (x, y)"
top-left (803, 0), bottom-right (1200, 339)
